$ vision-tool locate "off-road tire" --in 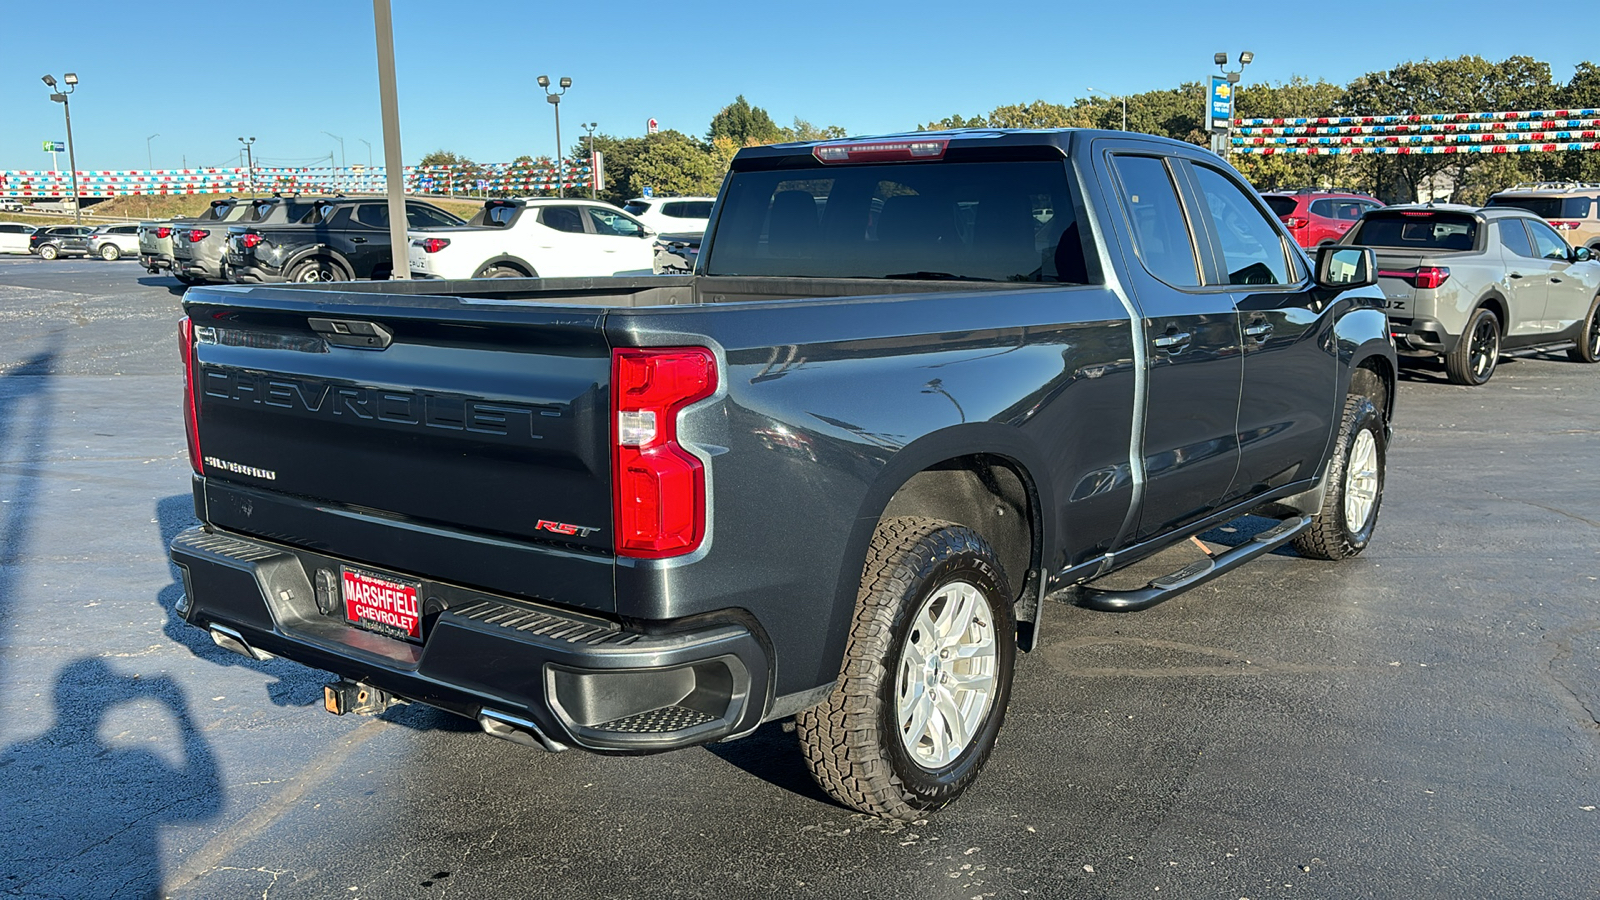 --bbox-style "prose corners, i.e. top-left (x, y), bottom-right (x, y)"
top-left (99, 244), bottom-right (121, 261)
top-left (1445, 307), bottom-right (1501, 385)
top-left (1567, 296), bottom-right (1600, 363)
top-left (1293, 380), bottom-right (1386, 561)
top-left (795, 516), bottom-right (1016, 820)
